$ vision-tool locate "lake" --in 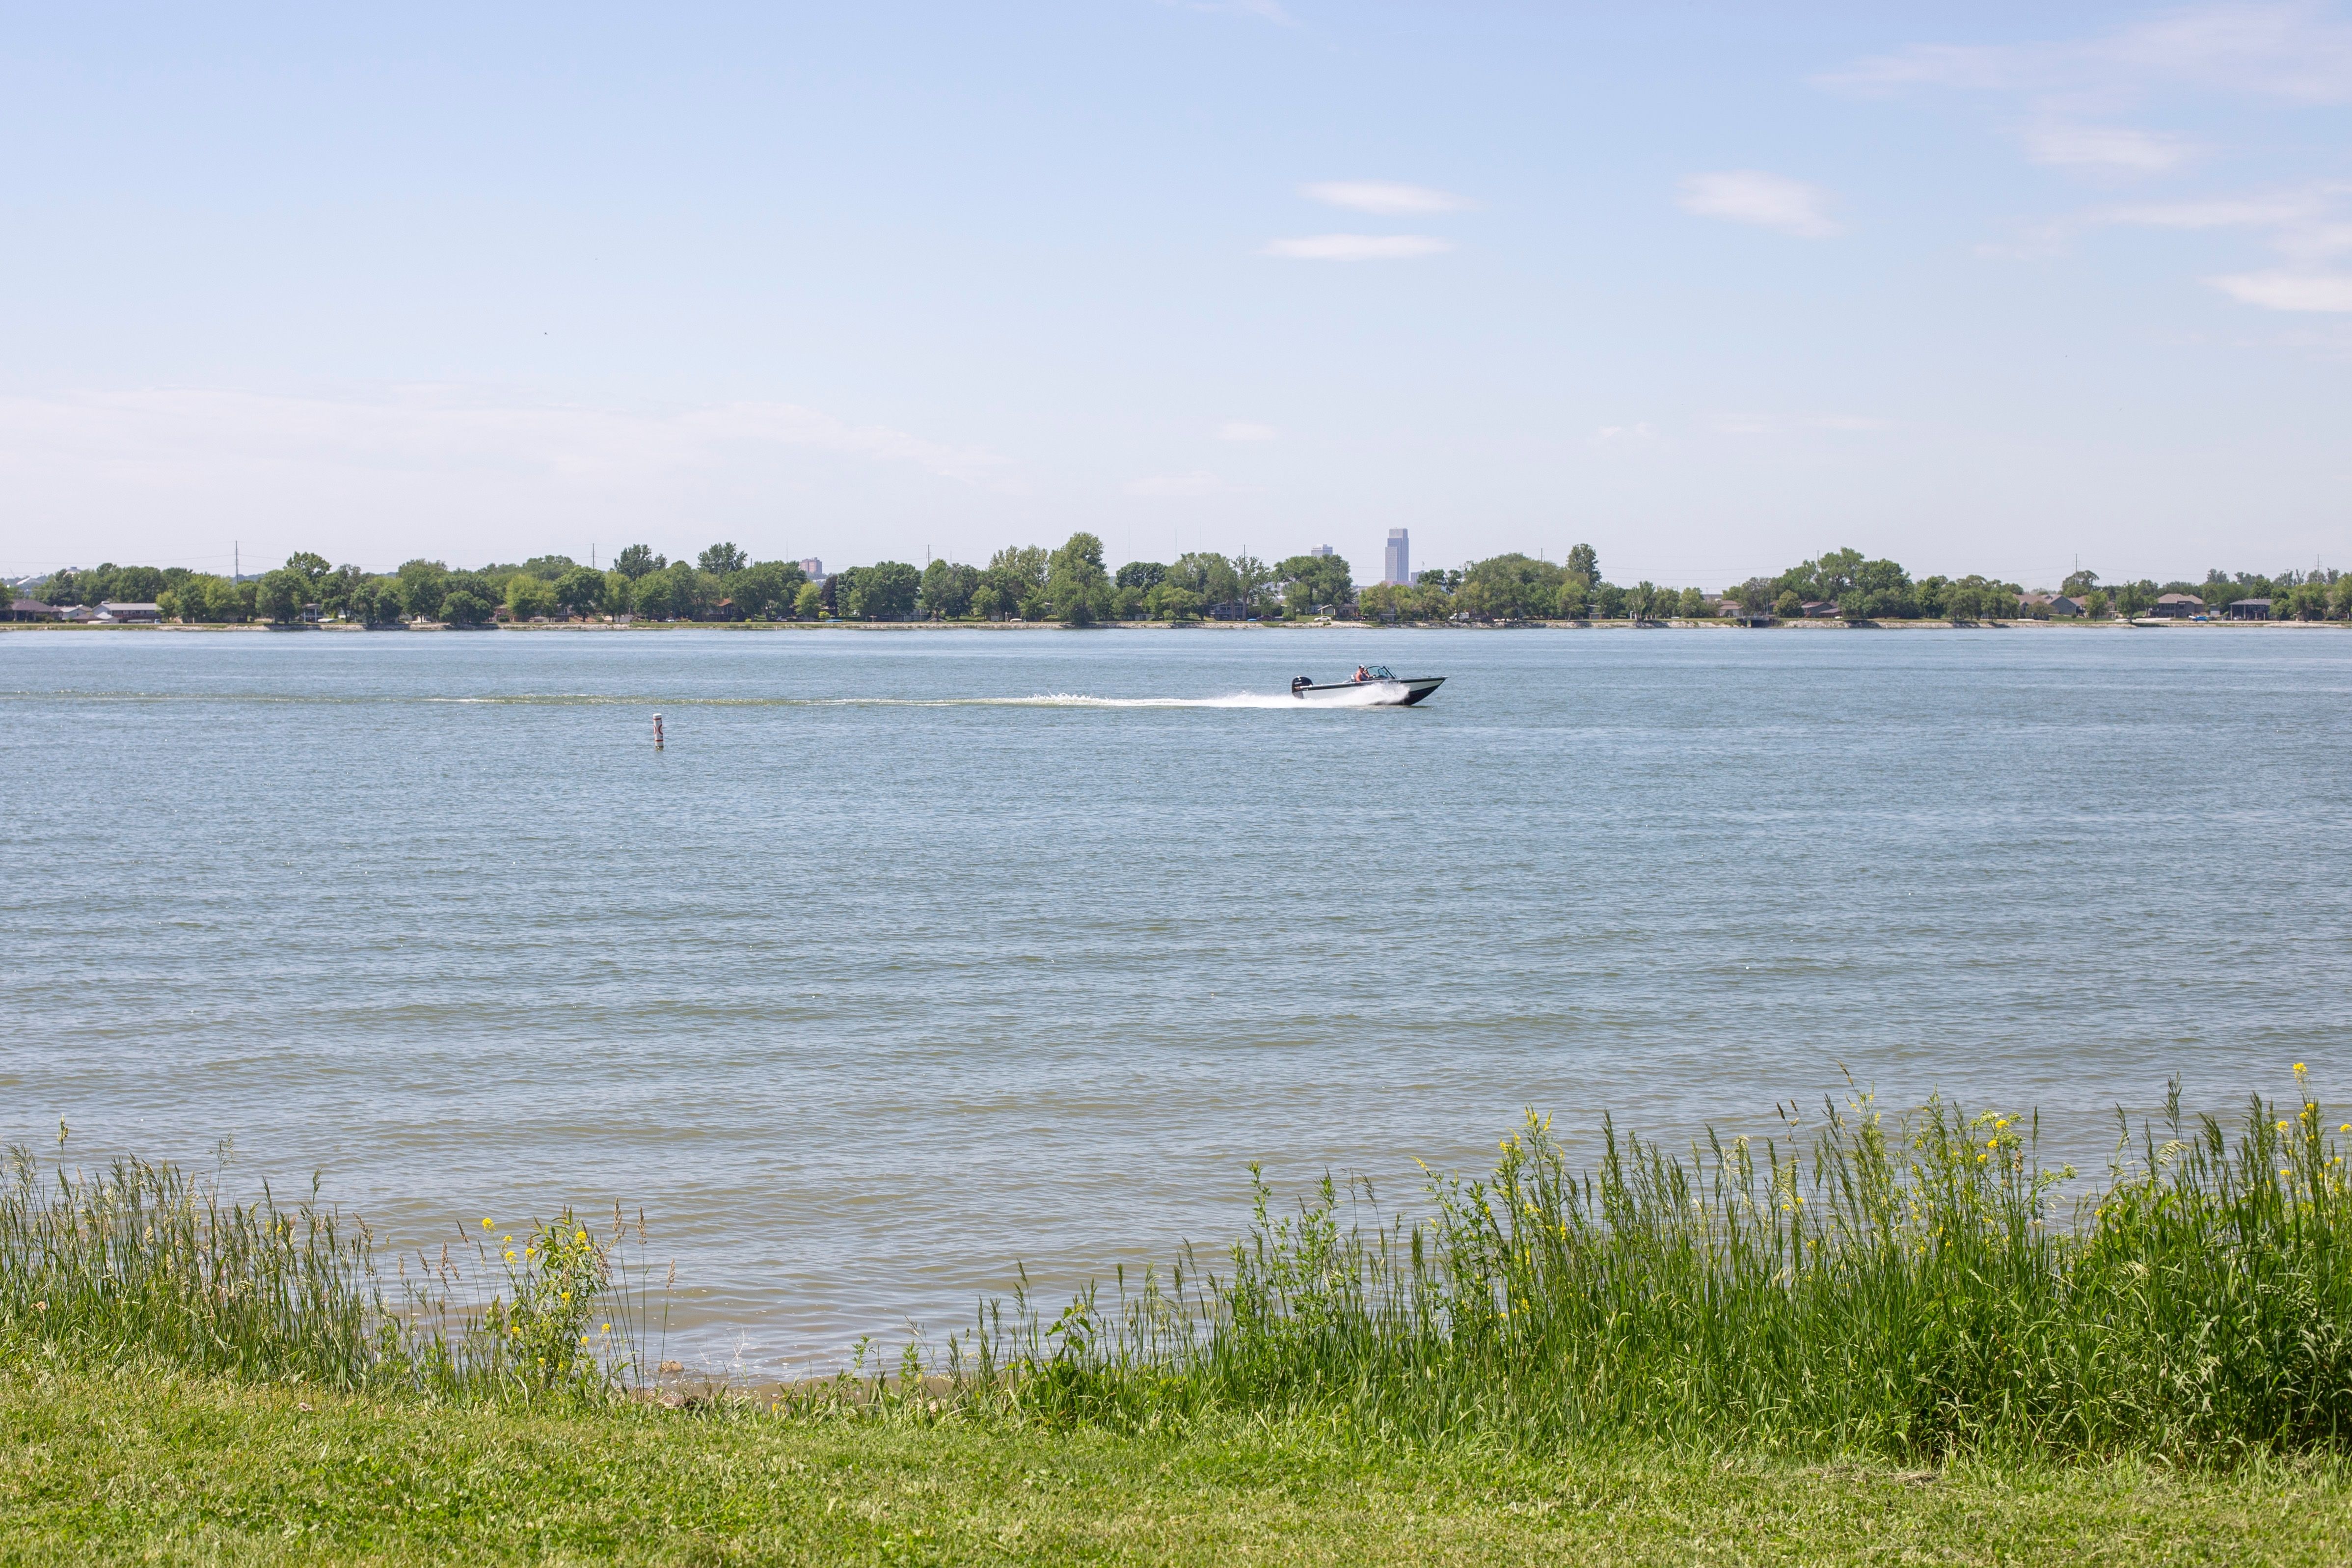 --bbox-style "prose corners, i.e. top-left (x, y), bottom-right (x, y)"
top-left (5, 624), bottom-right (2348, 1369)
